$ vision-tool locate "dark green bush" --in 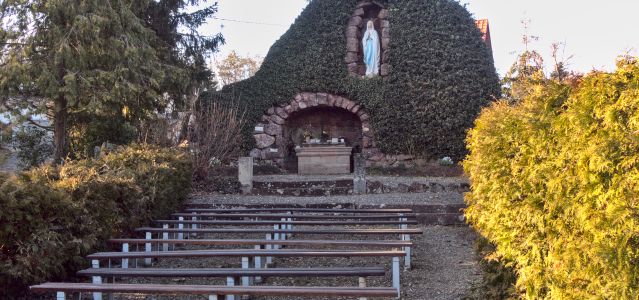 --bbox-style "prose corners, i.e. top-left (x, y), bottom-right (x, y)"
top-left (68, 114), bottom-right (138, 159)
top-left (203, 0), bottom-right (499, 161)
top-left (0, 144), bottom-right (191, 298)
top-left (12, 126), bottom-right (54, 170)
top-left (464, 58), bottom-right (639, 298)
